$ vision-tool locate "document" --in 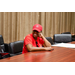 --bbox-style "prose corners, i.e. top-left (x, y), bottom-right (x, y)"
top-left (52, 43), bottom-right (75, 48)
